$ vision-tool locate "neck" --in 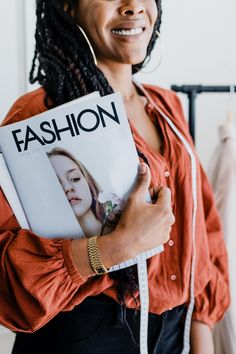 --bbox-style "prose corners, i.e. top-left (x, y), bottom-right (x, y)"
top-left (78, 209), bottom-right (102, 237)
top-left (97, 60), bottom-right (138, 105)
